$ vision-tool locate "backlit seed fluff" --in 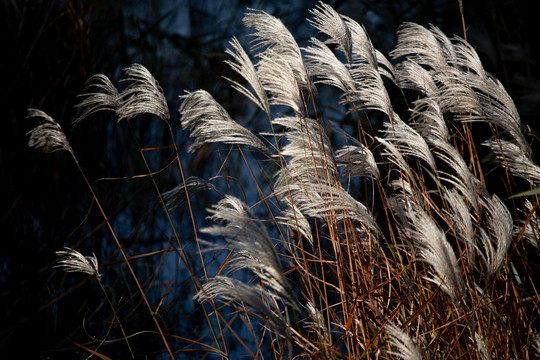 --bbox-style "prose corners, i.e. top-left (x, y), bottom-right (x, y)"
top-left (55, 247), bottom-right (101, 281)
